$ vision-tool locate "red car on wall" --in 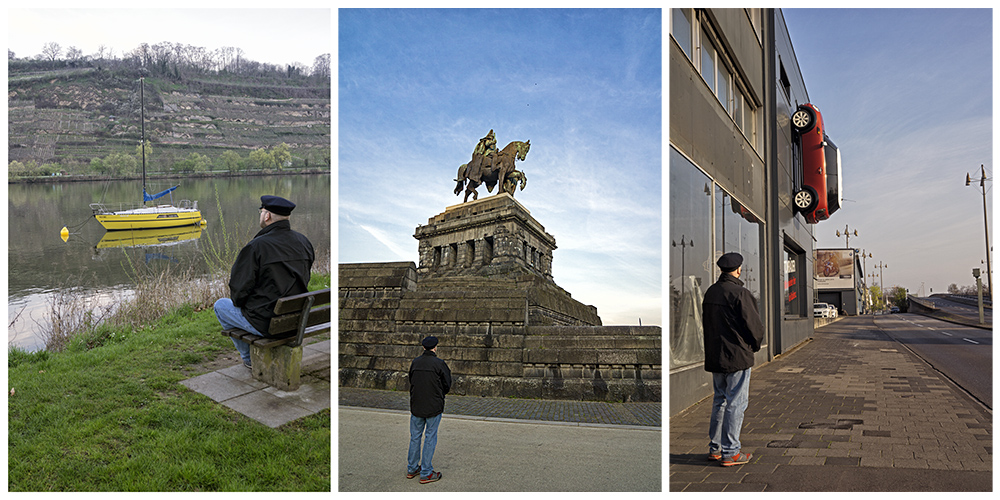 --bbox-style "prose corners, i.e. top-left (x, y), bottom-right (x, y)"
top-left (792, 103), bottom-right (840, 223)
